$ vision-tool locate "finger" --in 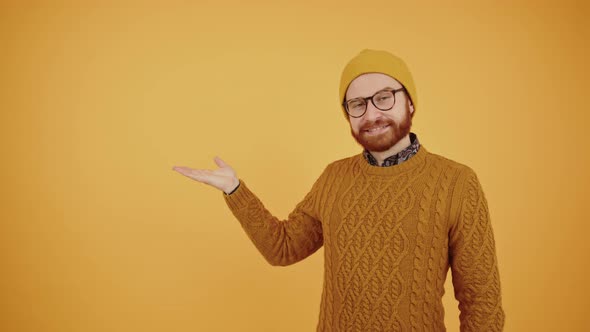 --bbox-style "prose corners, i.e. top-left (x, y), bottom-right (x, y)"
top-left (214, 156), bottom-right (228, 168)
top-left (174, 166), bottom-right (210, 173)
top-left (175, 168), bottom-right (211, 183)
top-left (172, 166), bottom-right (193, 176)
top-left (174, 167), bottom-right (206, 178)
